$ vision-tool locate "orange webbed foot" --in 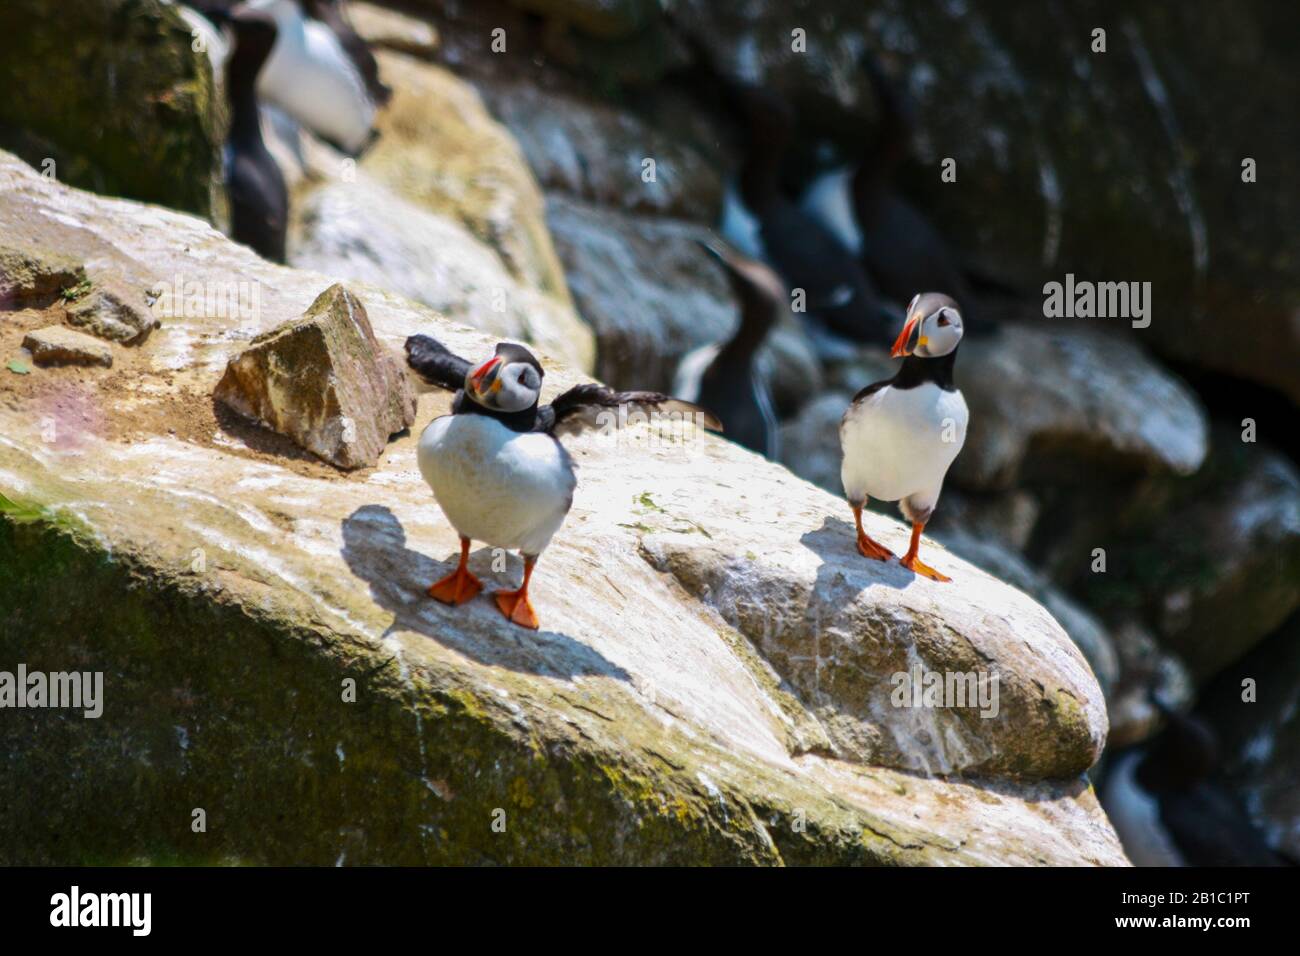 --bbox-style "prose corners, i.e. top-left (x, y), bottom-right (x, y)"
top-left (851, 502), bottom-right (895, 562)
top-left (428, 566), bottom-right (483, 605)
top-left (900, 554), bottom-right (952, 583)
top-left (494, 588), bottom-right (540, 630)
top-left (857, 534), bottom-right (896, 562)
